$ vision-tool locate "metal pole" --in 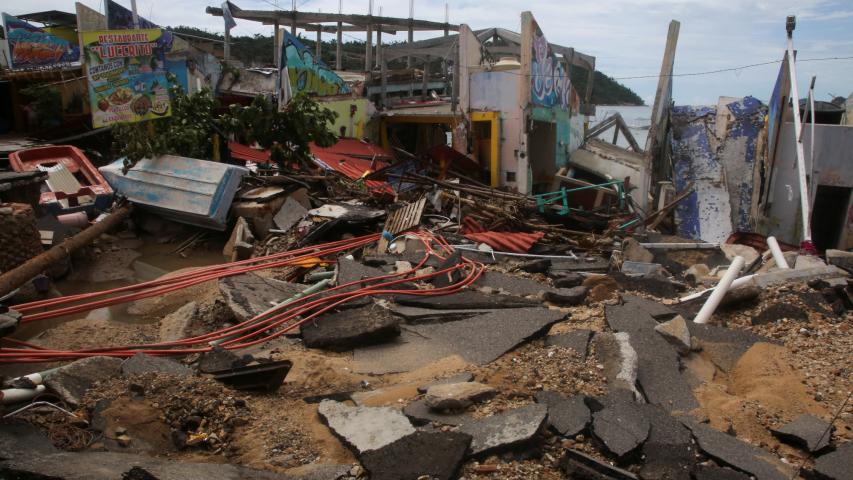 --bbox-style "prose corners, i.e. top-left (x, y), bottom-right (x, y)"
top-left (130, 0), bottom-right (140, 28)
top-left (785, 16), bottom-right (814, 252)
top-left (316, 28), bottom-right (322, 59)
top-left (375, 6), bottom-right (382, 69)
